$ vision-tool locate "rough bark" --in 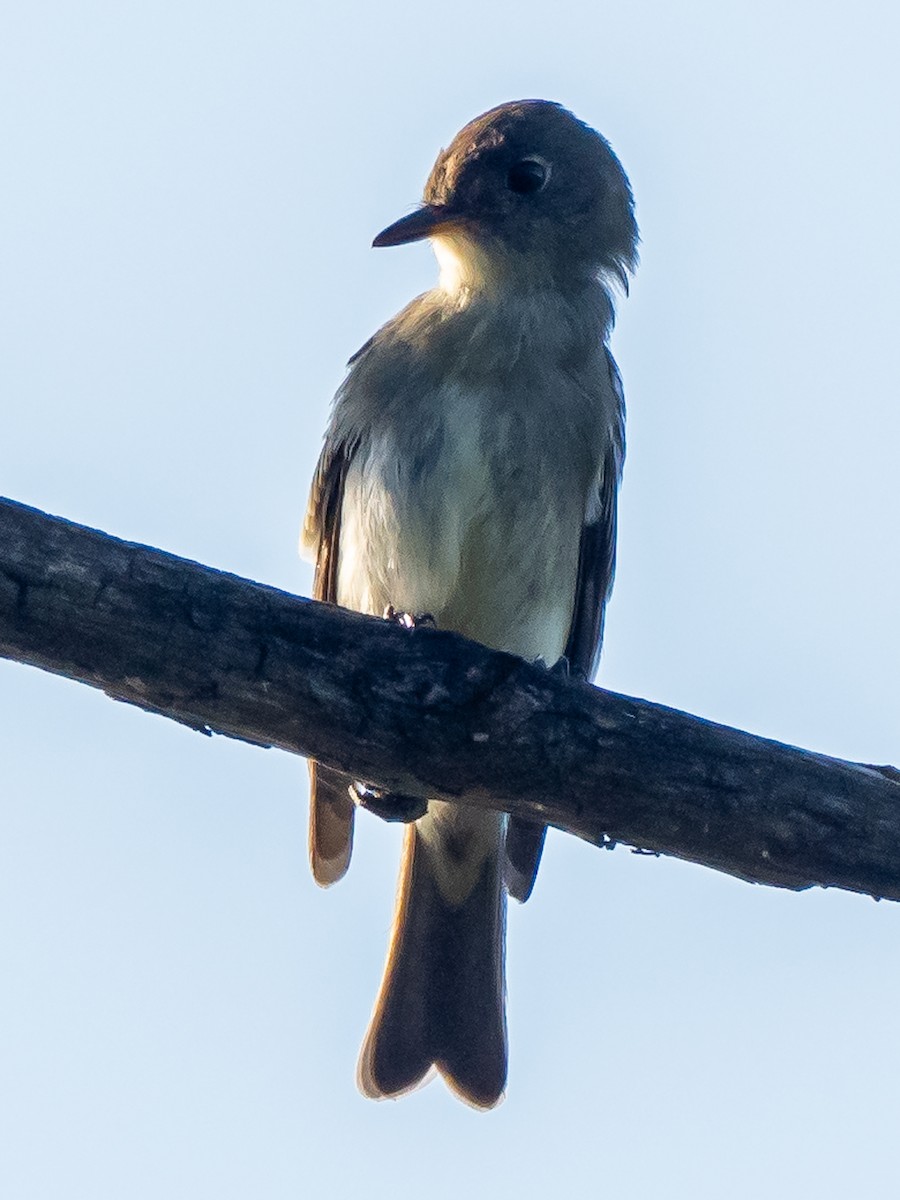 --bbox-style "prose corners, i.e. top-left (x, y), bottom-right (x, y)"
top-left (1, 495), bottom-right (898, 900)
